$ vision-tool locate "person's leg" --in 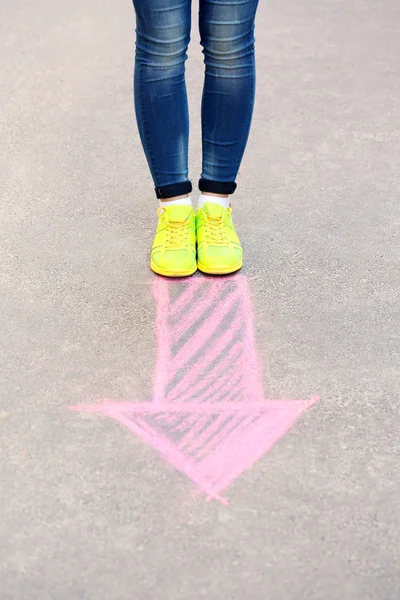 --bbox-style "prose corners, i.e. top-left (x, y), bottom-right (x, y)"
top-left (195, 0), bottom-right (259, 274)
top-left (132, 0), bottom-right (197, 276)
top-left (132, 0), bottom-right (192, 201)
top-left (198, 0), bottom-right (259, 201)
